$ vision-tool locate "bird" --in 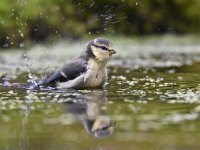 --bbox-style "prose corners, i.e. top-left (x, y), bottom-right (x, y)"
top-left (24, 37), bottom-right (116, 90)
